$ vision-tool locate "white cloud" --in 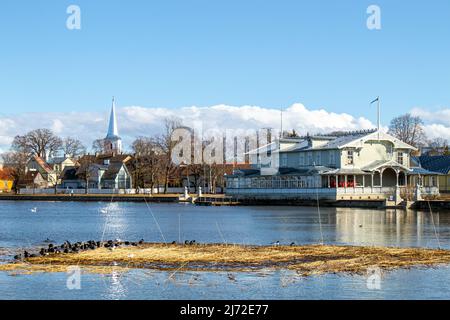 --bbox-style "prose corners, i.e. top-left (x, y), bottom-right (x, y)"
top-left (51, 119), bottom-right (64, 134)
top-left (411, 108), bottom-right (450, 126)
top-left (410, 107), bottom-right (450, 141)
top-left (1, 103), bottom-right (448, 154)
